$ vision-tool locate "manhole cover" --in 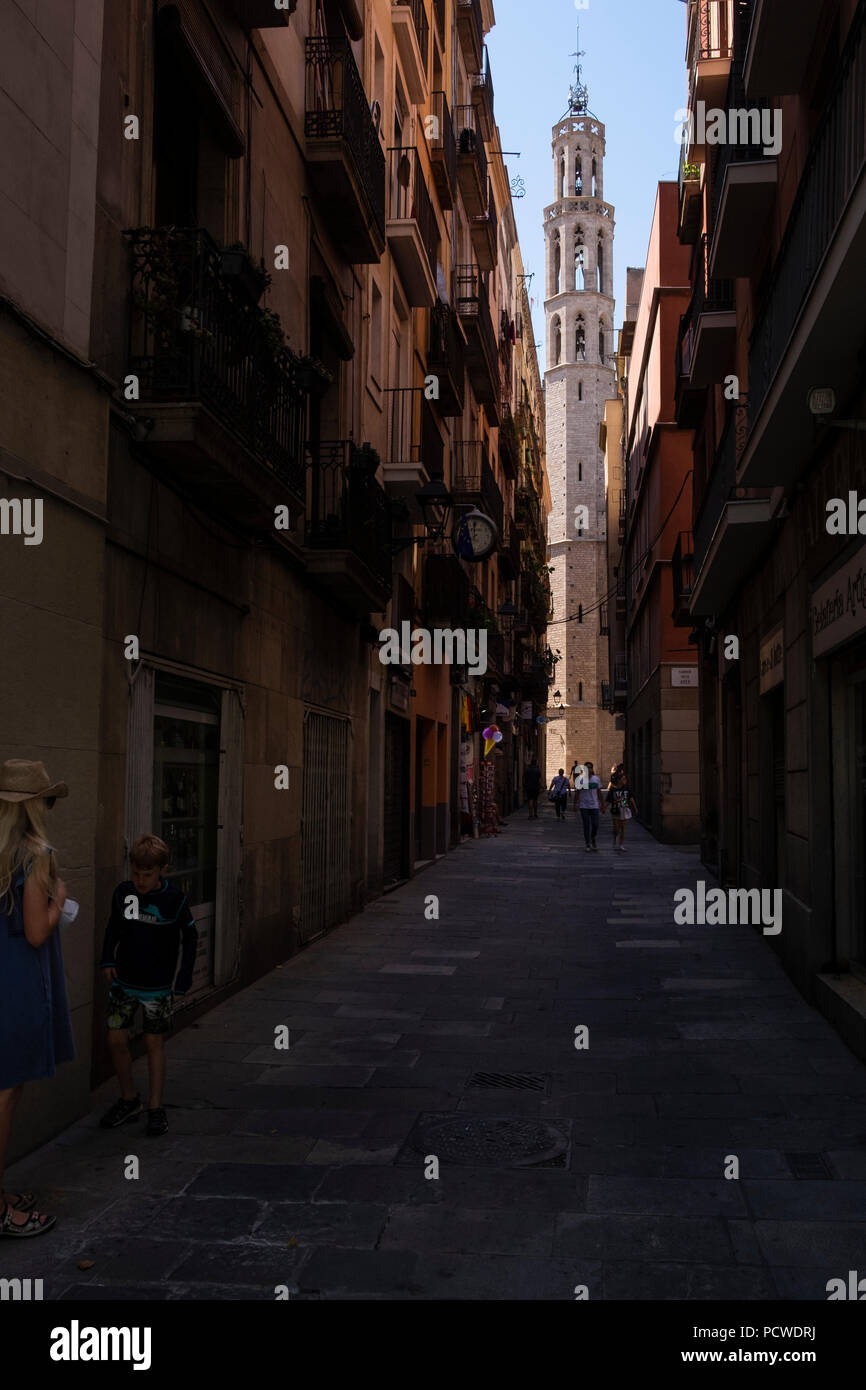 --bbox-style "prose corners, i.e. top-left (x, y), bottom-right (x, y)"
top-left (411, 1116), bottom-right (568, 1167)
top-left (785, 1152), bottom-right (834, 1180)
top-left (467, 1071), bottom-right (547, 1093)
